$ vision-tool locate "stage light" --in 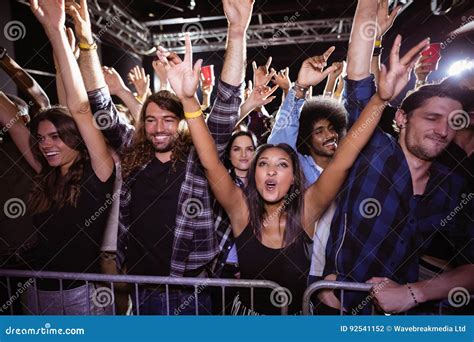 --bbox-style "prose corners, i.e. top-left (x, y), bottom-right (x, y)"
top-left (448, 60), bottom-right (474, 76)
